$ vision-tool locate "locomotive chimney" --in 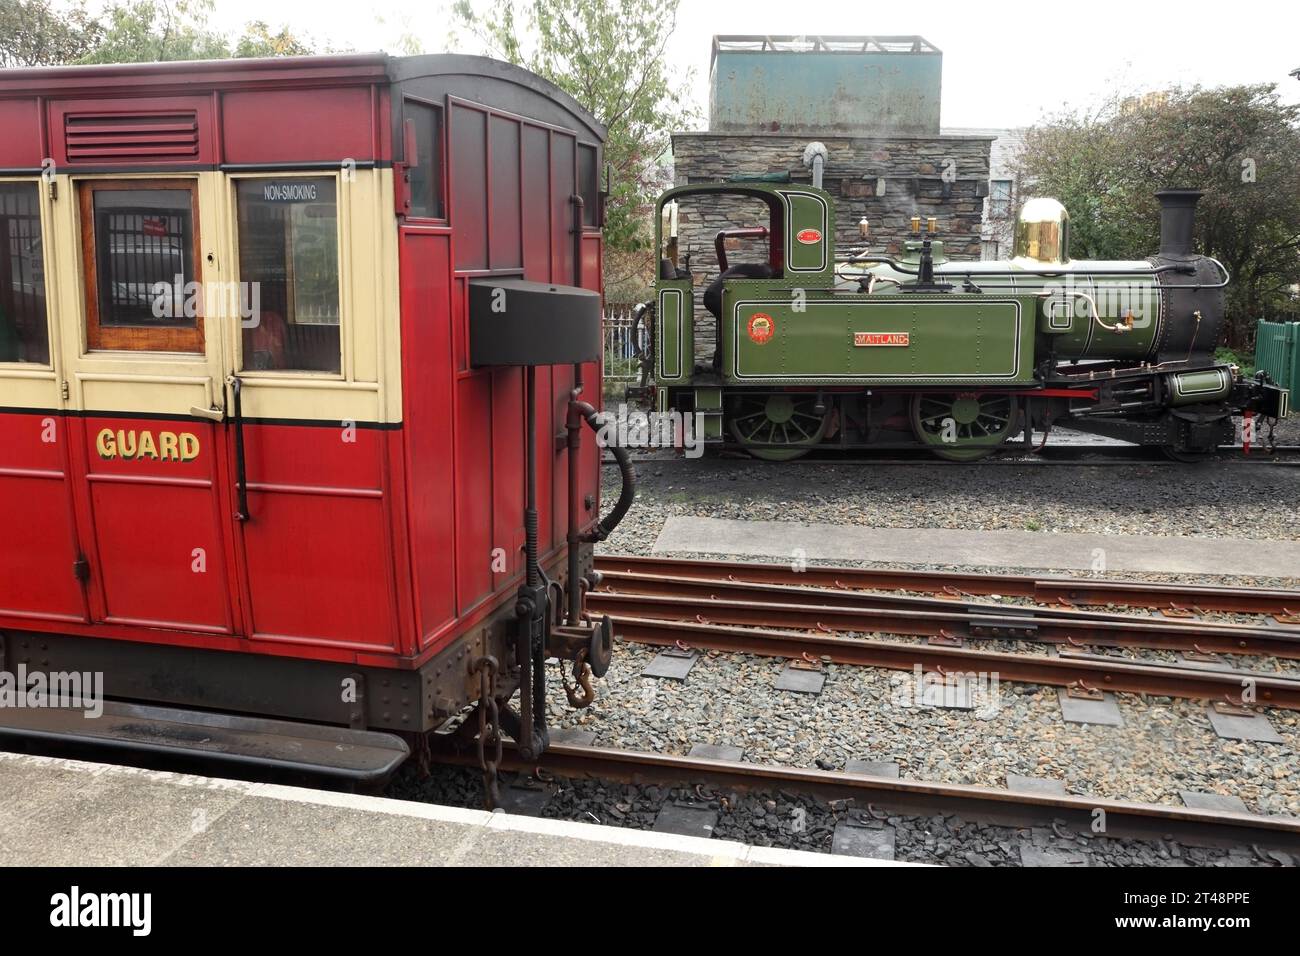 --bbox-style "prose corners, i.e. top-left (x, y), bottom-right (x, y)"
top-left (1154, 188), bottom-right (1203, 259)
